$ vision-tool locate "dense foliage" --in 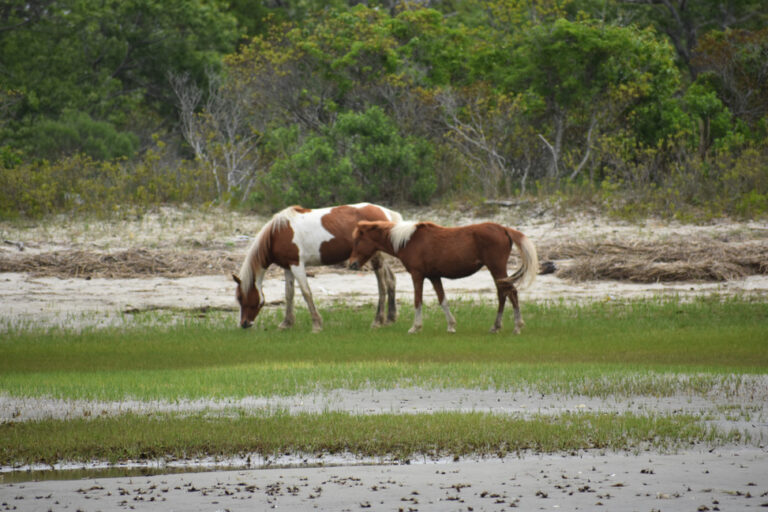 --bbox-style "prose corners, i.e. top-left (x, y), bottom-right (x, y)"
top-left (1, 0), bottom-right (766, 218)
